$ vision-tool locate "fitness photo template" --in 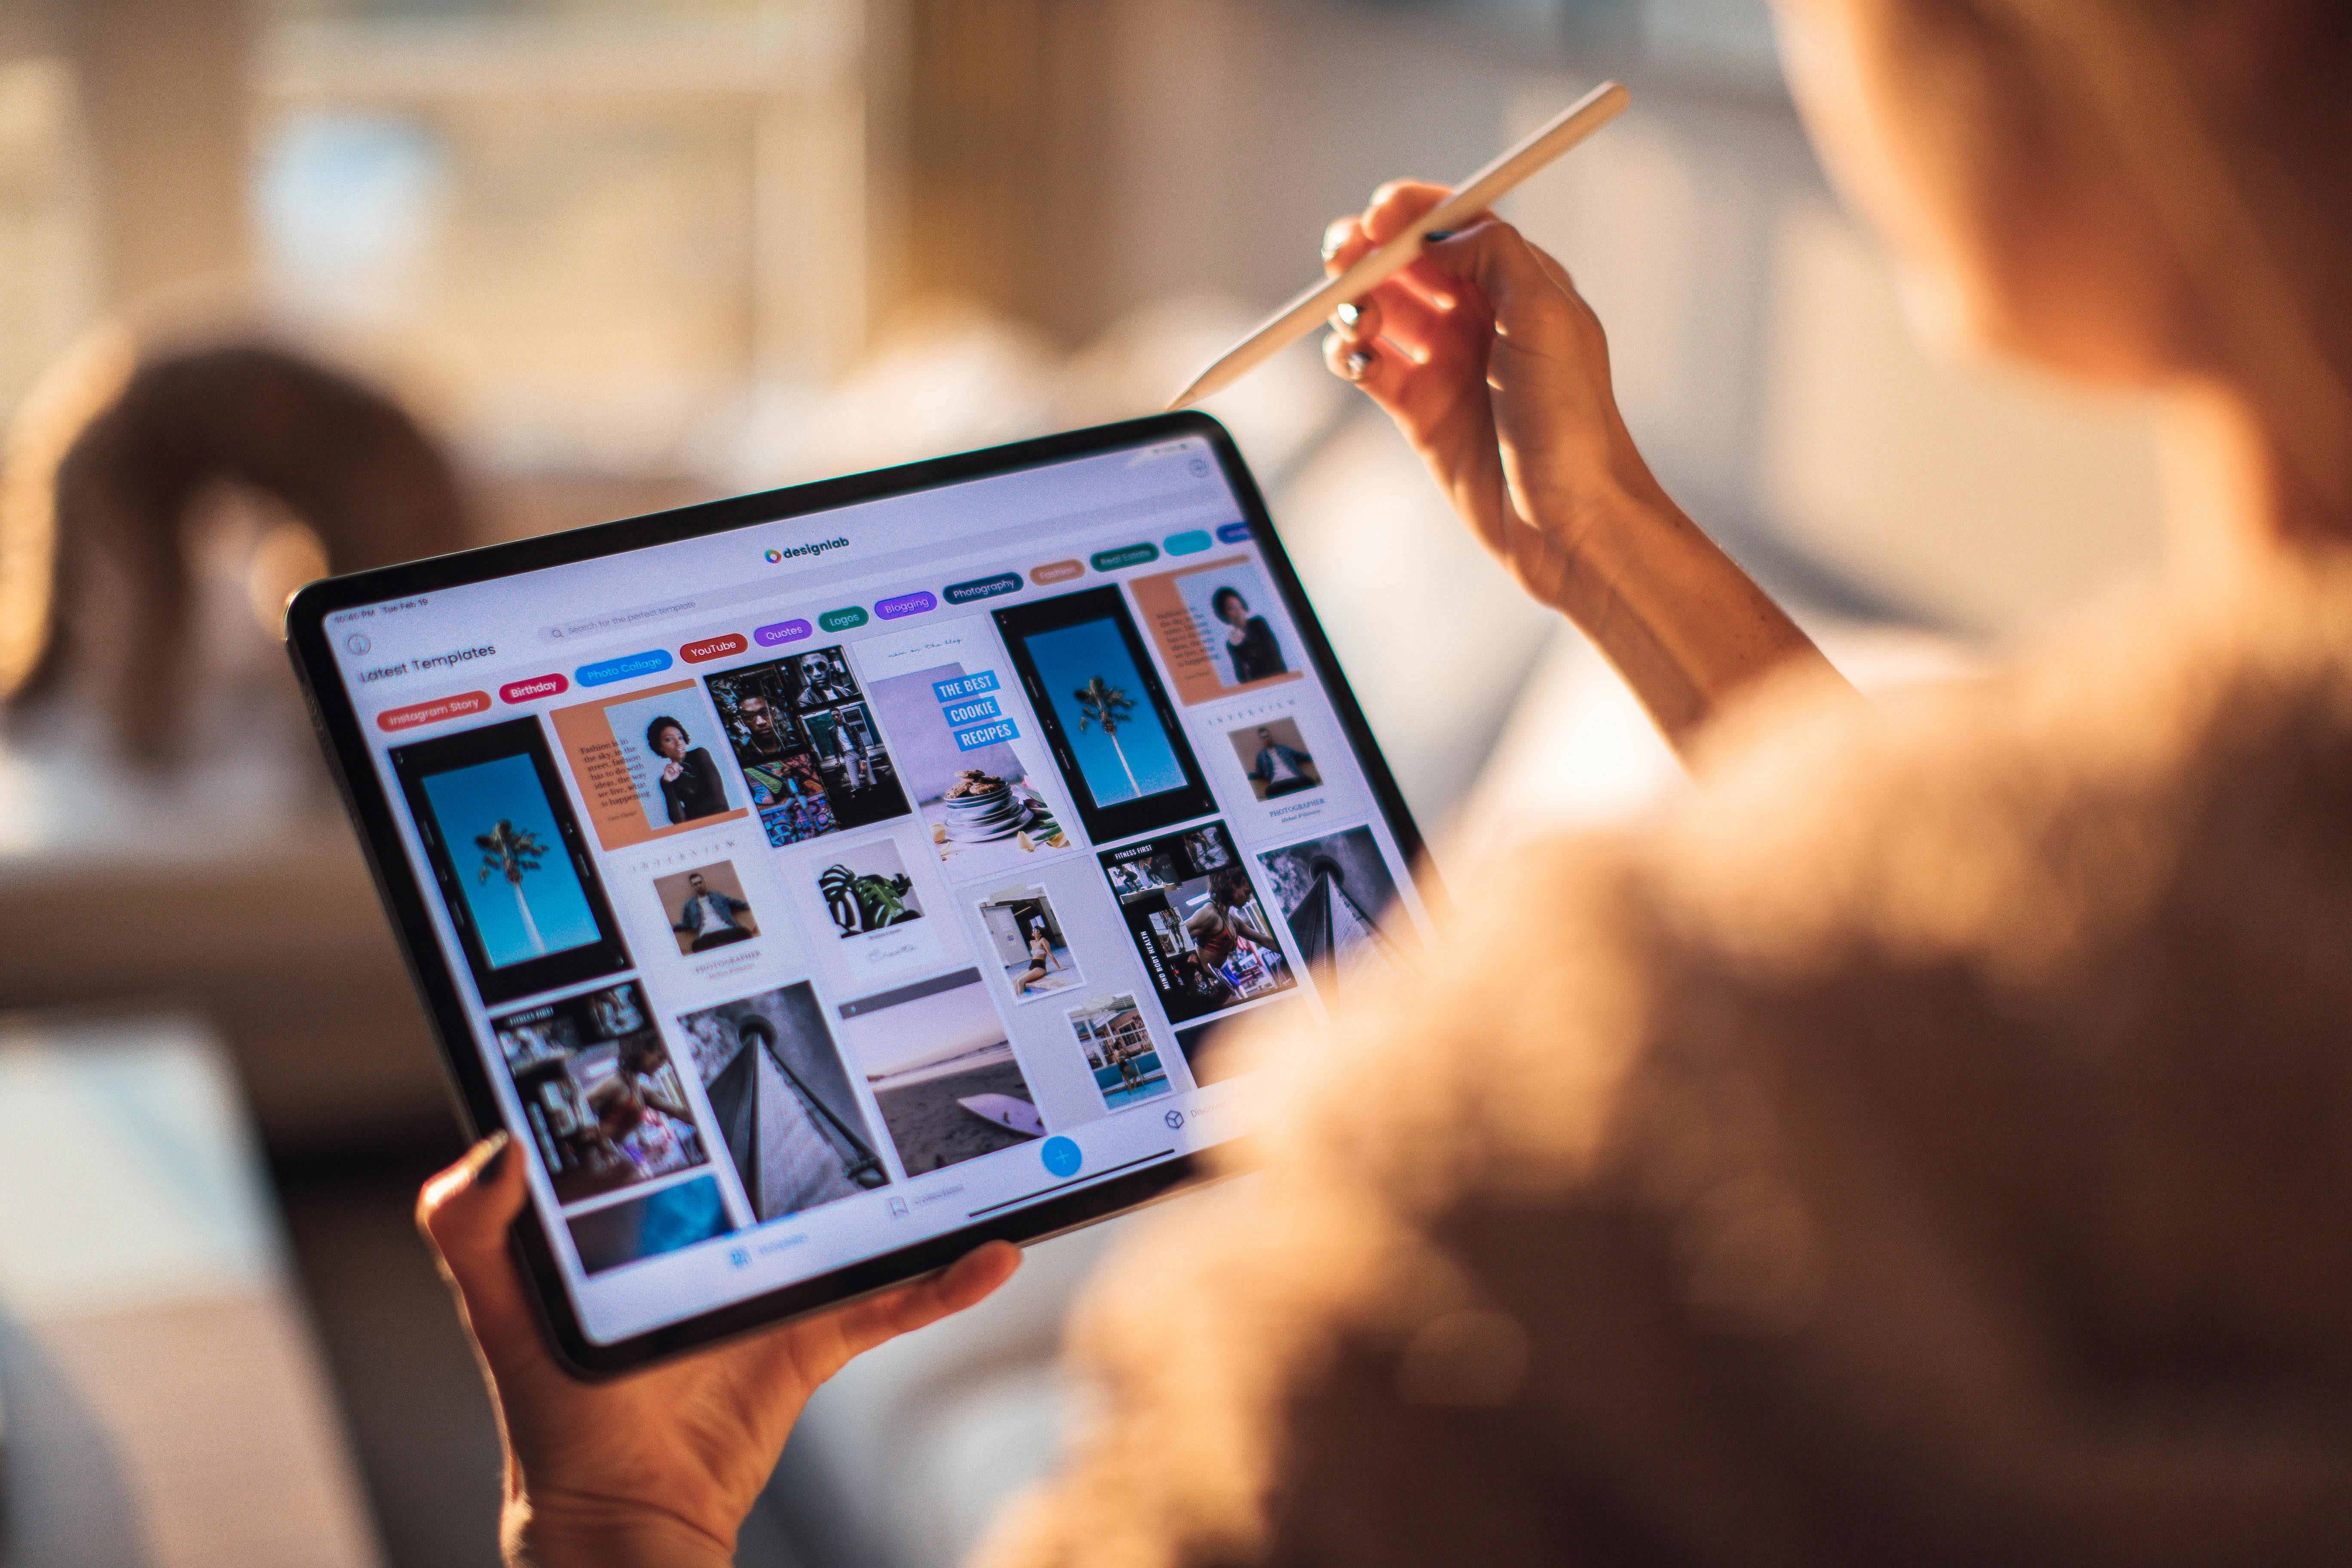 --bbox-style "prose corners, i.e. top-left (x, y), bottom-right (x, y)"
top-left (994, 587), bottom-right (1216, 843)
top-left (1099, 821), bottom-right (1294, 1024)
top-left (391, 717), bottom-right (633, 1006)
